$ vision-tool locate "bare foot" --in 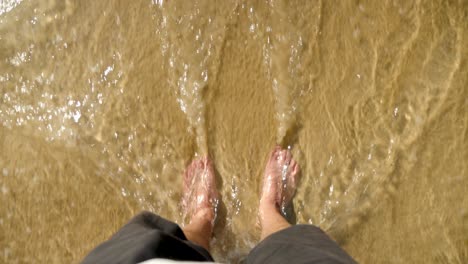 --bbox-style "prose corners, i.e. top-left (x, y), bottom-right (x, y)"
top-left (181, 156), bottom-right (218, 249)
top-left (182, 156), bottom-right (219, 225)
top-left (260, 146), bottom-right (300, 216)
